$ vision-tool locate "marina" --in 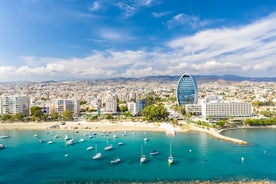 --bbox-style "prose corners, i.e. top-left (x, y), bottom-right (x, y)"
top-left (0, 128), bottom-right (276, 183)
